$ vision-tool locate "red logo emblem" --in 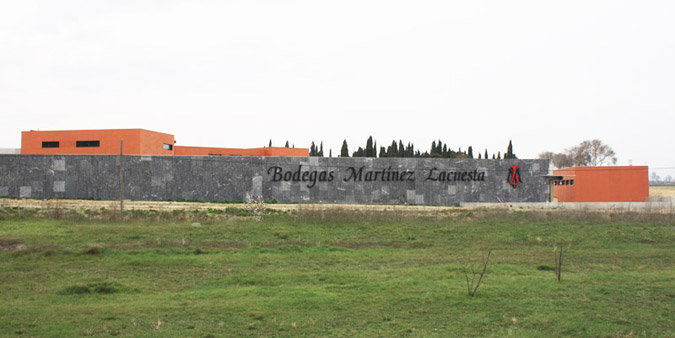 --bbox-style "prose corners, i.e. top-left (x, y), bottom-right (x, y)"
top-left (507, 165), bottom-right (522, 188)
